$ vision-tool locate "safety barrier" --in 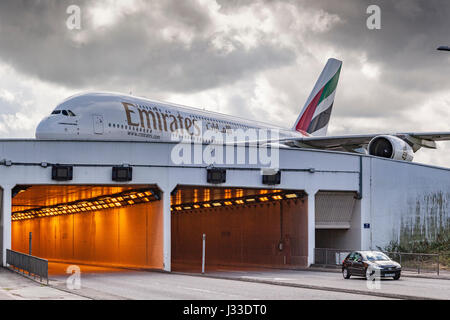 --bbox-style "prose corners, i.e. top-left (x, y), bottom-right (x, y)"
top-left (6, 249), bottom-right (48, 284)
